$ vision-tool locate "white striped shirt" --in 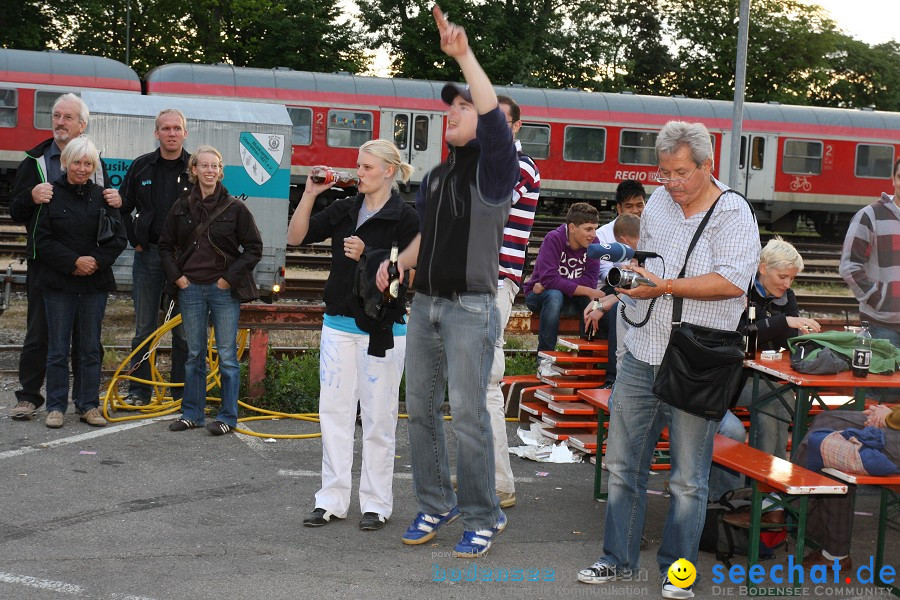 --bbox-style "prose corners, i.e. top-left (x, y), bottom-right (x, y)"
top-left (623, 177), bottom-right (761, 365)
